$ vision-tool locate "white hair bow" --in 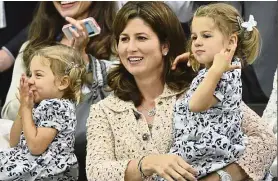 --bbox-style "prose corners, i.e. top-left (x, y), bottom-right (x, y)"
top-left (241, 15), bottom-right (257, 32)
